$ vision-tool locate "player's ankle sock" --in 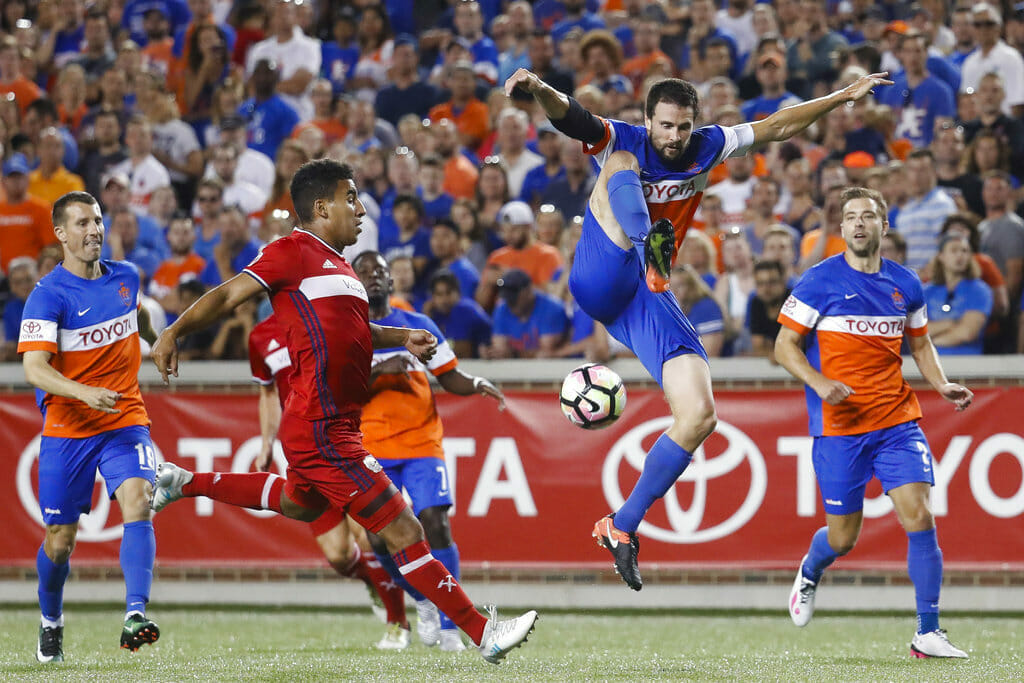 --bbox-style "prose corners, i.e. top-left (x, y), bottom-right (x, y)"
top-left (120, 520), bottom-right (155, 615)
top-left (607, 169), bottom-right (652, 261)
top-left (431, 543), bottom-right (461, 631)
top-left (614, 434), bottom-right (692, 533)
top-left (364, 555), bottom-right (408, 627)
top-left (907, 528), bottom-right (942, 634)
top-left (393, 540), bottom-right (487, 645)
top-left (36, 545), bottom-right (69, 623)
top-left (183, 472), bottom-right (284, 513)
top-left (802, 527), bottom-right (840, 583)
top-left (375, 550), bottom-right (425, 602)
